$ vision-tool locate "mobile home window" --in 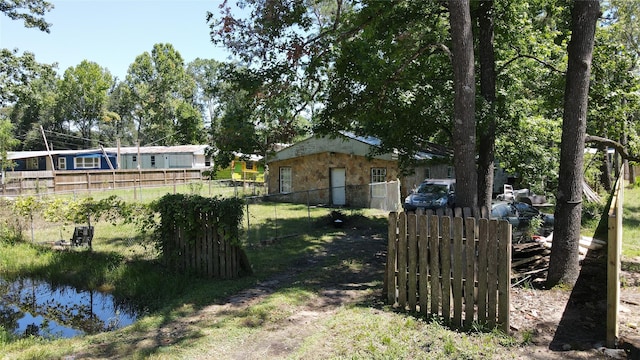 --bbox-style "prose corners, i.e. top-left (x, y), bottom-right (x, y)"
top-left (279, 167), bottom-right (292, 193)
top-left (27, 158), bottom-right (38, 170)
top-left (151, 155), bottom-right (156, 167)
top-left (58, 157), bottom-right (67, 170)
top-left (74, 157), bottom-right (99, 169)
top-left (371, 168), bottom-right (387, 198)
